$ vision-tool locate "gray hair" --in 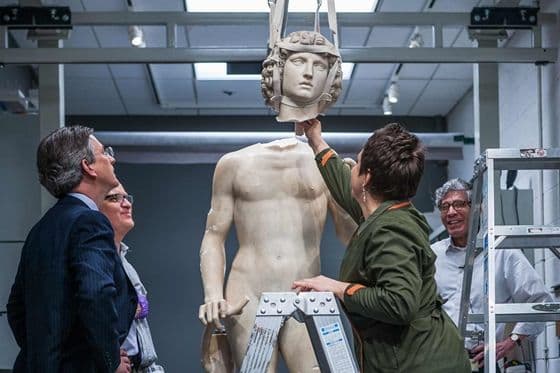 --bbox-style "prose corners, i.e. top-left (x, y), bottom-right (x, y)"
top-left (434, 178), bottom-right (472, 208)
top-left (37, 125), bottom-right (95, 198)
